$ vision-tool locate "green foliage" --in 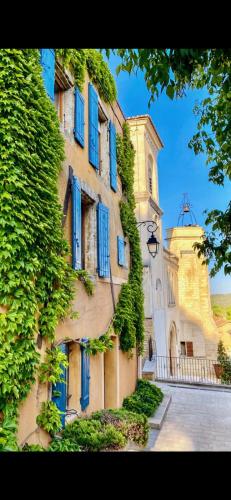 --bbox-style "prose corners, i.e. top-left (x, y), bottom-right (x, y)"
top-left (217, 340), bottom-right (231, 384)
top-left (56, 49), bottom-right (117, 104)
top-left (76, 269), bottom-right (94, 296)
top-left (114, 123), bottom-right (144, 355)
top-left (36, 401), bottom-right (63, 435)
top-left (0, 49), bottom-right (77, 445)
top-left (0, 404), bottom-right (19, 451)
top-left (113, 283), bottom-right (136, 352)
top-left (38, 346), bottom-right (69, 384)
top-left (104, 48), bottom-right (231, 277)
top-left (48, 437), bottom-right (81, 452)
top-left (91, 408), bottom-right (149, 446)
top-left (62, 417), bottom-right (126, 451)
top-left (80, 332), bottom-right (114, 356)
top-left (21, 443), bottom-right (45, 452)
top-left (123, 379), bottom-right (163, 417)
